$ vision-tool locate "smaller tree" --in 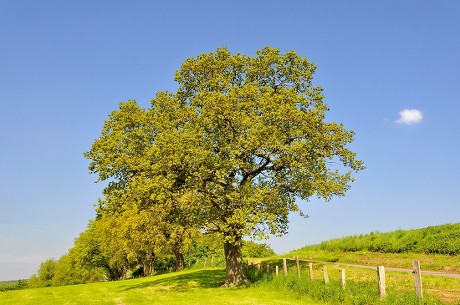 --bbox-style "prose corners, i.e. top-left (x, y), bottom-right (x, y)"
top-left (242, 241), bottom-right (276, 258)
top-left (69, 221), bottom-right (110, 282)
top-left (29, 258), bottom-right (56, 287)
